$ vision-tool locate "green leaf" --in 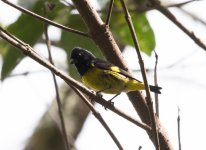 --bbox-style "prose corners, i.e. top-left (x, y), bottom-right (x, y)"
top-left (1, 0), bottom-right (67, 80)
top-left (110, 12), bottom-right (155, 55)
top-left (1, 14), bottom-right (44, 80)
top-left (60, 14), bottom-right (103, 80)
